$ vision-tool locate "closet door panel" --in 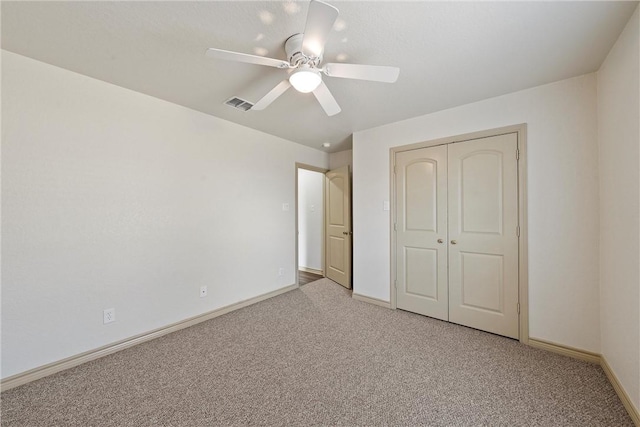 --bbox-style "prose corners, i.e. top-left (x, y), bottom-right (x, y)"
top-left (395, 145), bottom-right (448, 320)
top-left (447, 133), bottom-right (519, 339)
